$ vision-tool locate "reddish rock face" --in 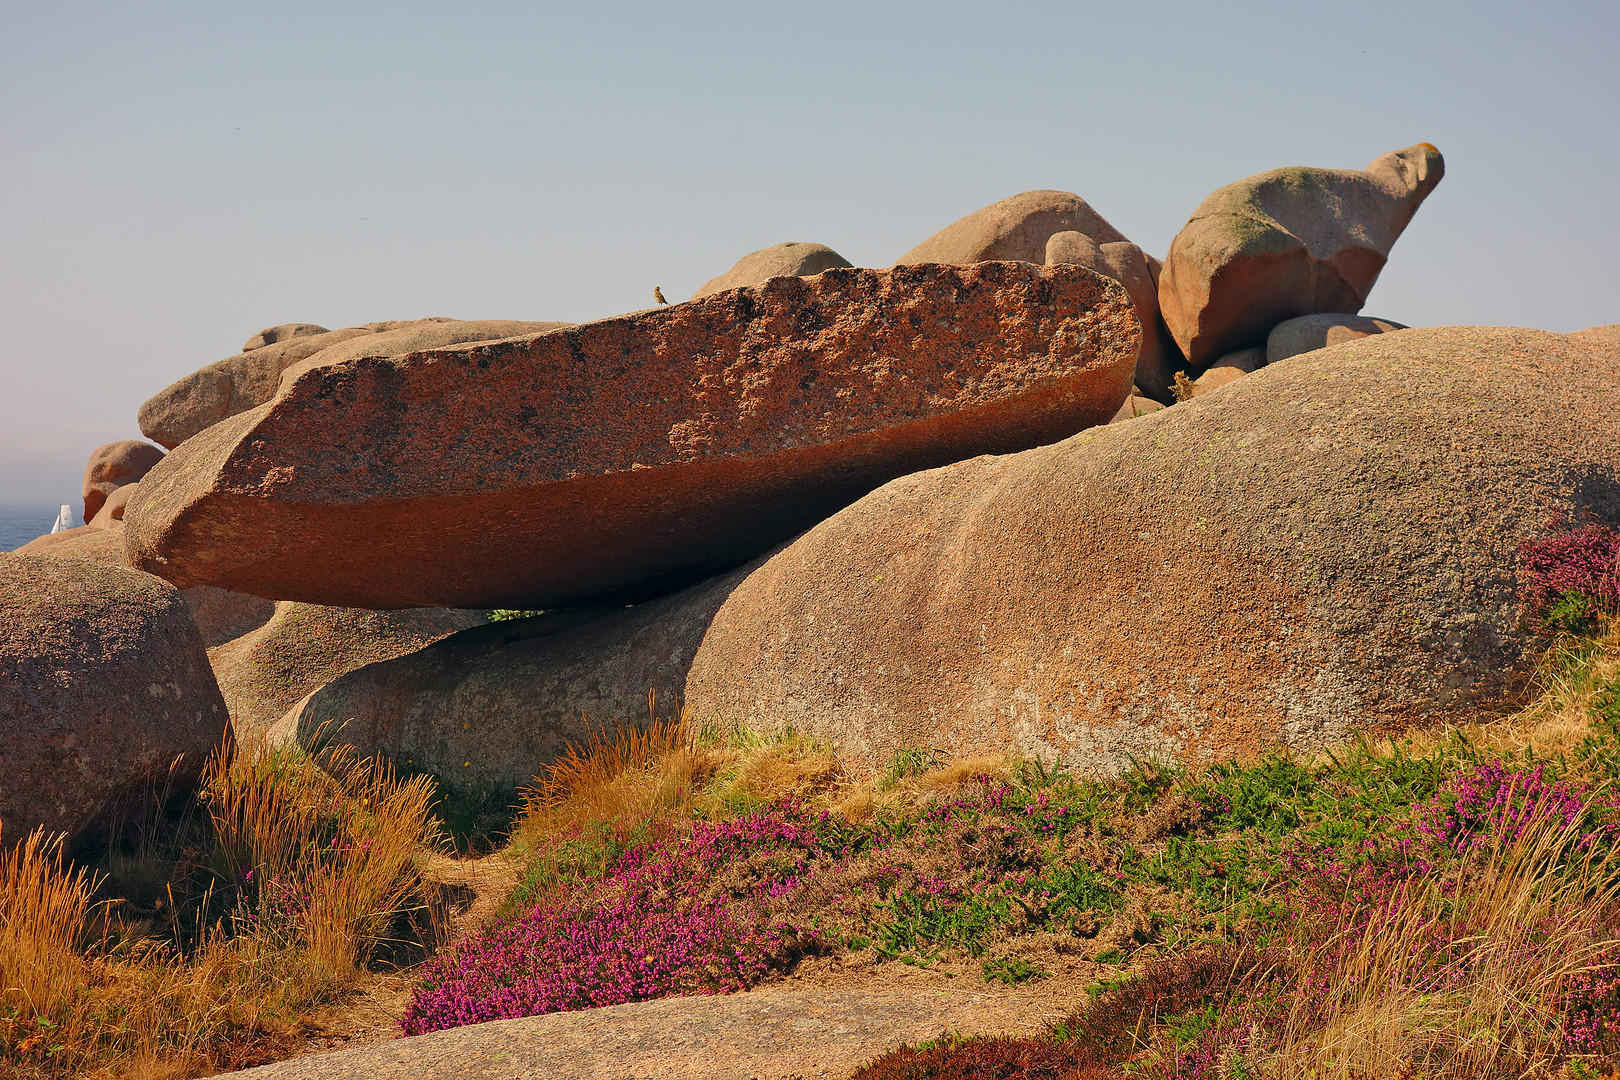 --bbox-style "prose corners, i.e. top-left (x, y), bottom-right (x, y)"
top-left (82, 440), bottom-right (165, 523)
top-left (682, 326), bottom-right (1620, 775)
top-left (123, 263), bottom-right (1140, 610)
top-left (0, 554), bottom-right (228, 847)
top-left (1159, 144), bottom-right (1443, 368)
